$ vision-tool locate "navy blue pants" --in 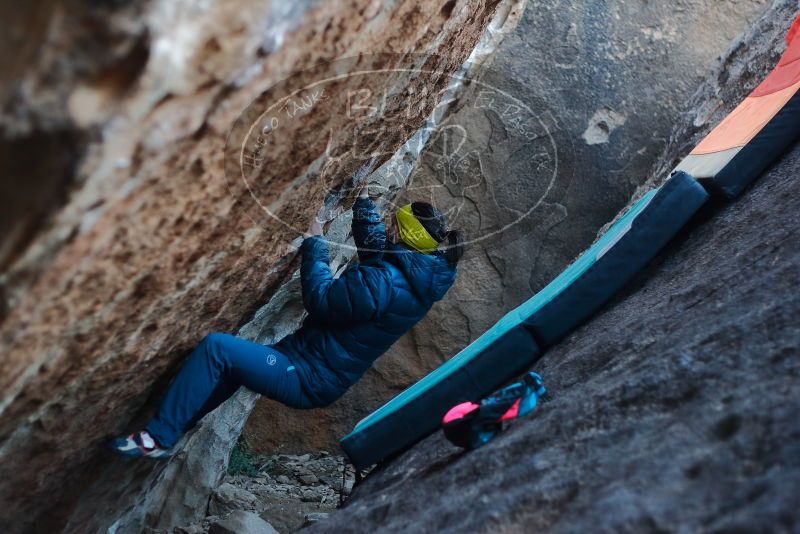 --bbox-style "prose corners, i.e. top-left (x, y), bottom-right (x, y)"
top-left (145, 333), bottom-right (316, 448)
